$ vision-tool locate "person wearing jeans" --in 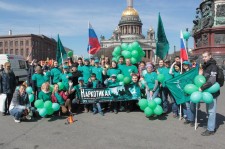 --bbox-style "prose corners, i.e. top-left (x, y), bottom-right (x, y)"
top-left (199, 51), bottom-right (220, 136)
